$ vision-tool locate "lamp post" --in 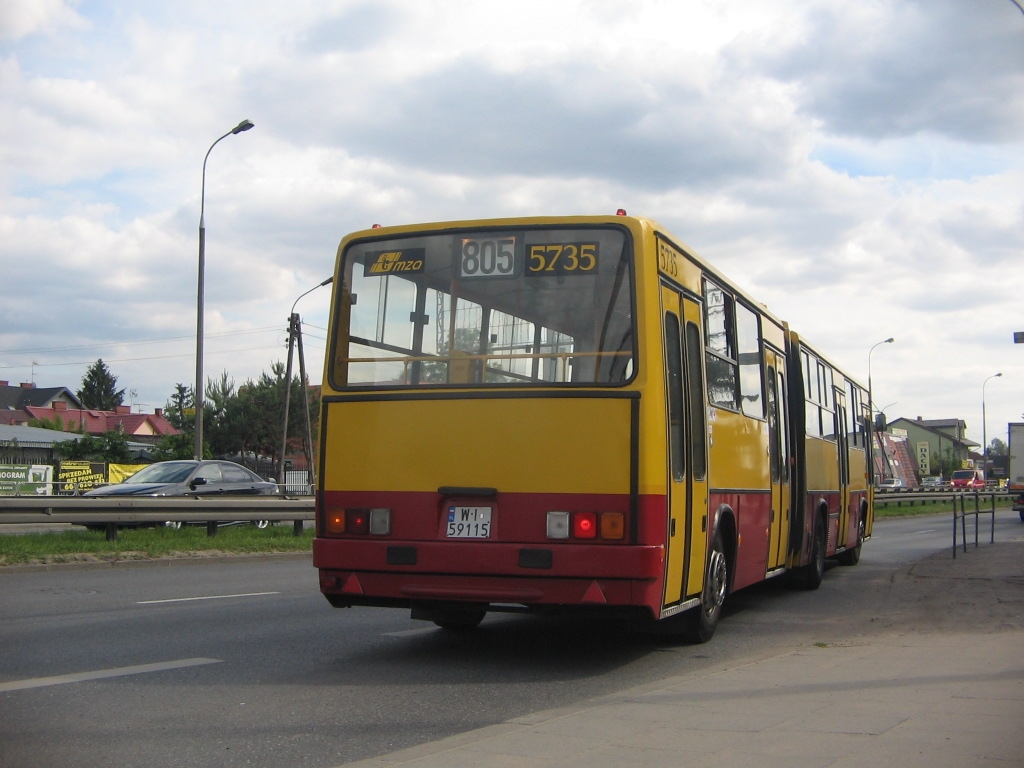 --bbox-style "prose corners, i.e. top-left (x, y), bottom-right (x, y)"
top-left (867, 337), bottom-right (895, 420)
top-left (278, 277), bottom-right (334, 489)
top-left (982, 372), bottom-right (1003, 476)
top-left (194, 119), bottom-right (255, 460)
top-left (866, 337), bottom-right (894, 485)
